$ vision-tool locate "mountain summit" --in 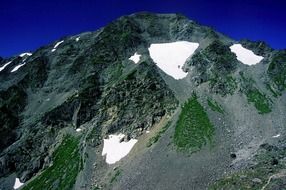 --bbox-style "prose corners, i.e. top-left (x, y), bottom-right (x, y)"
top-left (0, 13), bottom-right (285, 190)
